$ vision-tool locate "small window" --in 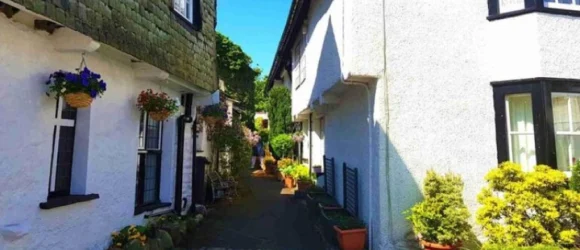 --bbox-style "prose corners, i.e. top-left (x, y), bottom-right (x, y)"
top-left (135, 113), bottom-right (163, 208)
top-left (293, 35), bottom-right (307, 89)
top-left (48, 98), bottom-right (77, 198)
top-left (174, 0), bottom-right (198, 23)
